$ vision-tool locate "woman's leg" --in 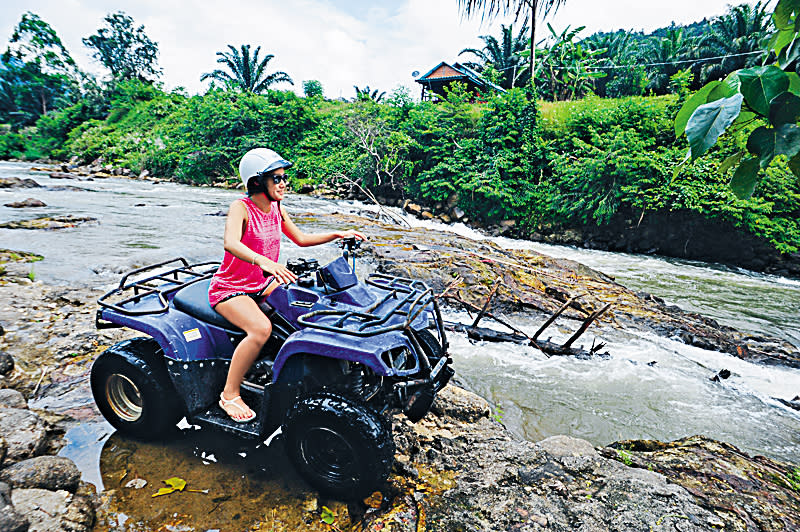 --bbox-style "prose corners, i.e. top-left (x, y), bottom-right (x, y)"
top-left (214, 295), bottom-right (272, 420)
